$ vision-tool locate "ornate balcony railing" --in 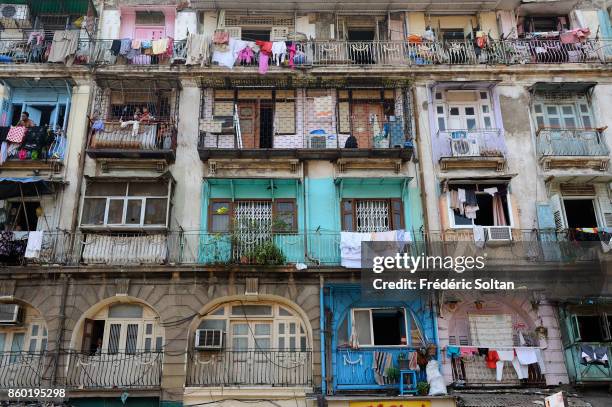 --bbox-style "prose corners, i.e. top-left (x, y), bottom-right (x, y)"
top-left (537, 127), bottom-right (609, 157)
top-left (451, 352), bottom-right (546, 387)
top-left (0, 351), bottom-right (46, 388)
top-left (437, 129), bottom-right (506, 159)
top-left (92, 39), bottom-right (187, 66)
top-left (65, 350), bottom-right (163, 389)
top-left (0, 38), bottom-right (93, 65)
top-left (186, 349), bottom-right (312, 387)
